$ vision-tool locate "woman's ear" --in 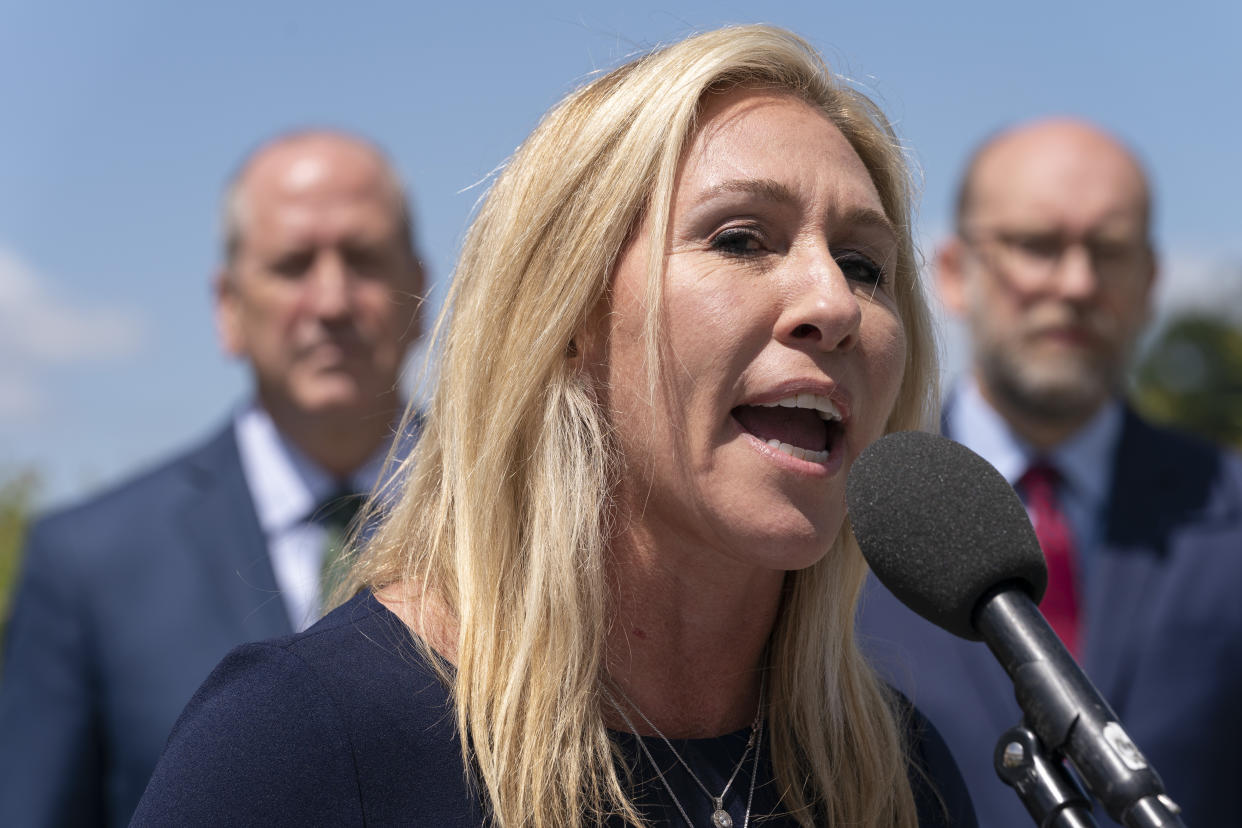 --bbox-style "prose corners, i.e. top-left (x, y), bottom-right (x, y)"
top-left (569, 293), bottom-right (610, 369)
